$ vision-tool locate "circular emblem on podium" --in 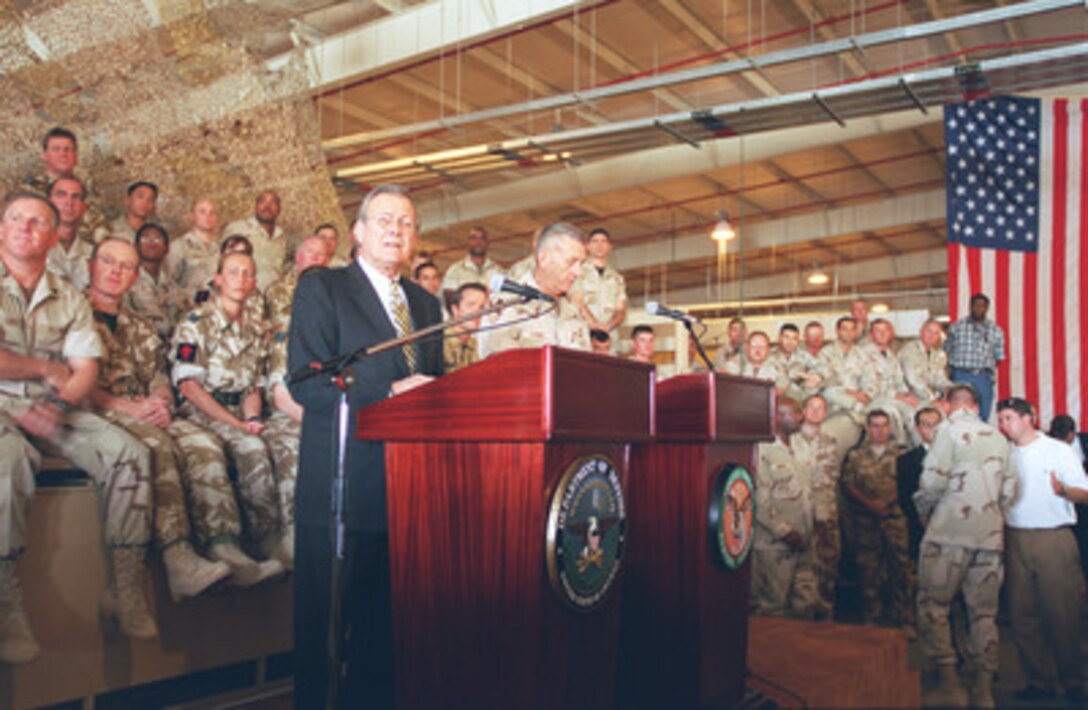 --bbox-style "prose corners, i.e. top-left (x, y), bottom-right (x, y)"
top-left (708, 464), bottom-right (755, 570)
top-left (545, 455), bottom-right (626, 611)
